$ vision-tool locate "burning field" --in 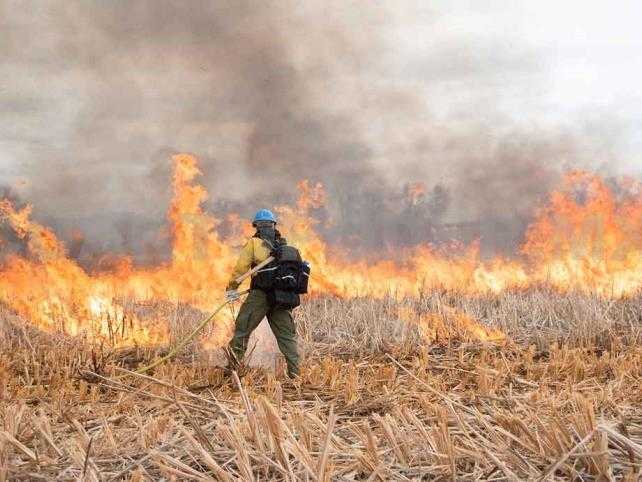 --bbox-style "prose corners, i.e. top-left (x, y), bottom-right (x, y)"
top-left (2, 154), bottom-right (642, 344)
top-left (0, 154), bottom-right (641, 480)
